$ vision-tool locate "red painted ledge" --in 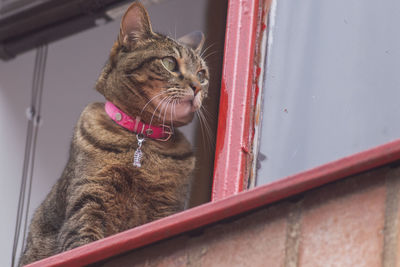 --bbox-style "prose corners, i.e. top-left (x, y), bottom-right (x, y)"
top-left (26, 138), bottom-right (400, 267)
